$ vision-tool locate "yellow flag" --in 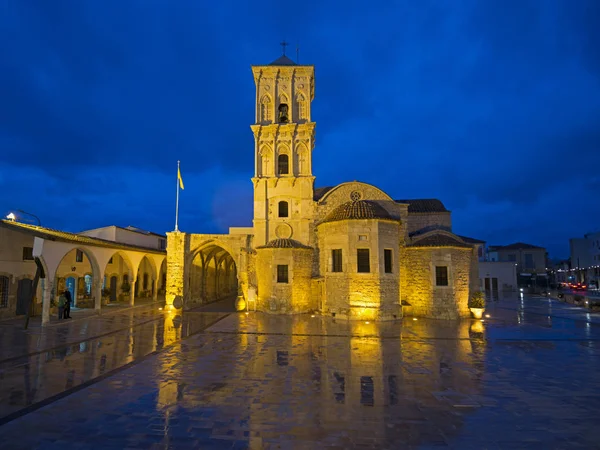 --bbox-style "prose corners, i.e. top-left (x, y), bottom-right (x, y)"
top-left (178, 166), bottom-right (184, 190)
